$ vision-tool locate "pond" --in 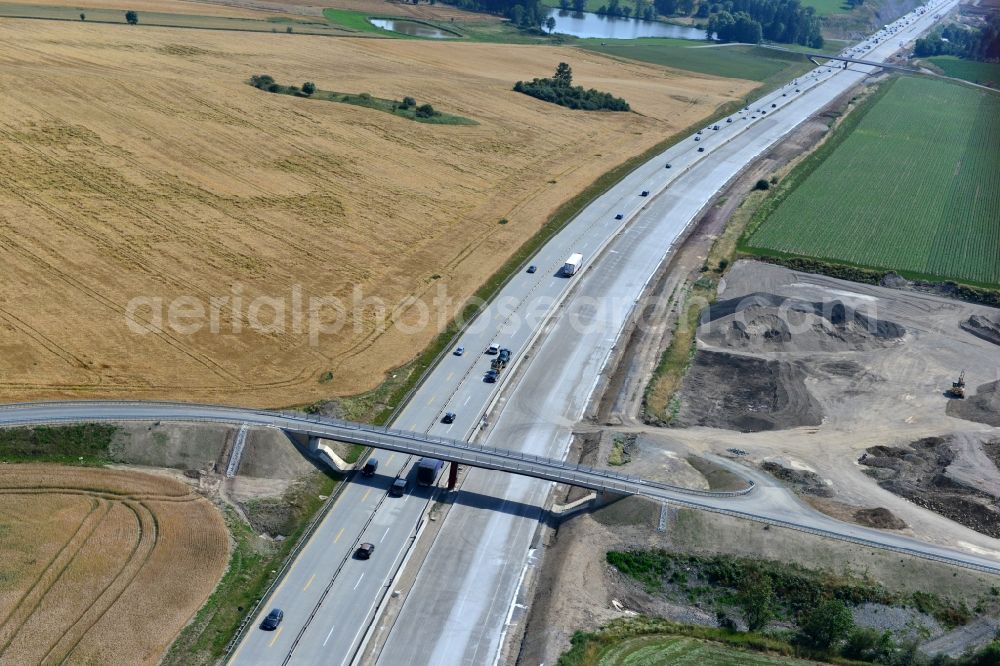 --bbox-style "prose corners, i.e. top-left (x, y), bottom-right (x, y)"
top-left (544, 8), bottom-right (708, 40)
top-left (368, 18), bottom-right (458, 39)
